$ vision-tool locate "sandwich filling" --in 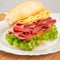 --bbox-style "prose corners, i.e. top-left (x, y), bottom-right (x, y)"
top-left (7, 17), bottom-right (56, 41)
